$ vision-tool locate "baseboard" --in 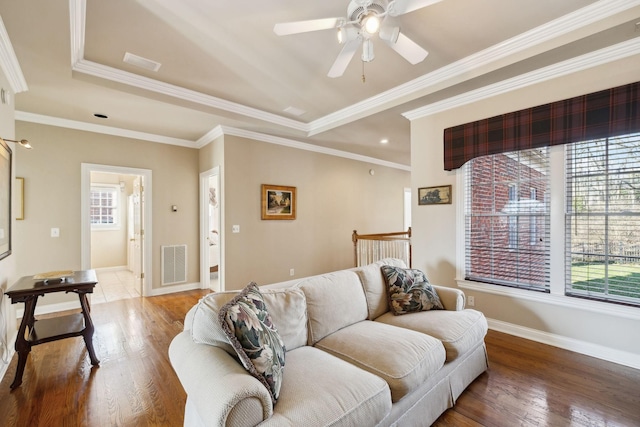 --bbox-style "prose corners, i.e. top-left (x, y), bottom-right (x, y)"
top-left (94, 266), bottom-right (129, 273)
top-left (149, 282), bottom-right (203, 296)
top-left (488, 318), bottom-right (640, 370)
